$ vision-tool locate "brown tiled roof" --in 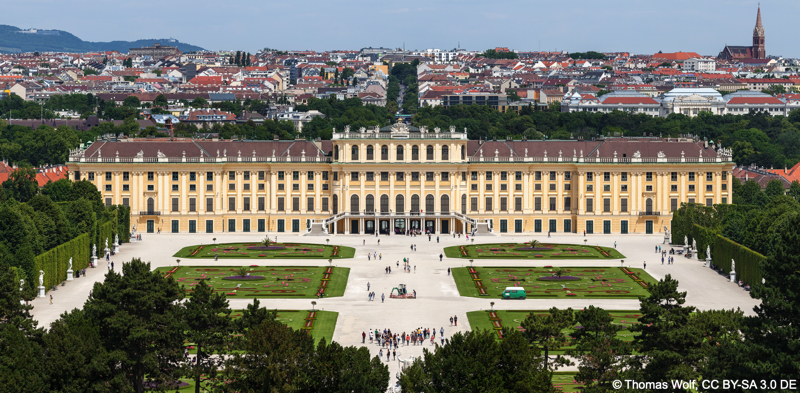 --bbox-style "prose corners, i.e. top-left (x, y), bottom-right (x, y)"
top-left (595, 139), bottom-right (715, 158)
